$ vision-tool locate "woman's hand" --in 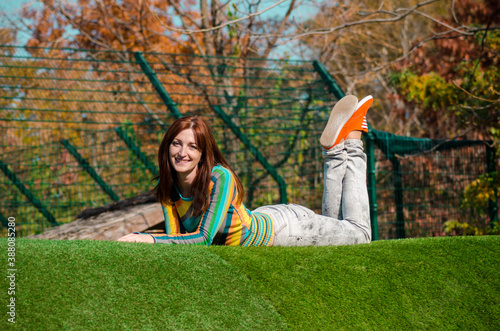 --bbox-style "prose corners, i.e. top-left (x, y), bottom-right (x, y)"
top-left (117, 233), bottom-right (155, 243)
